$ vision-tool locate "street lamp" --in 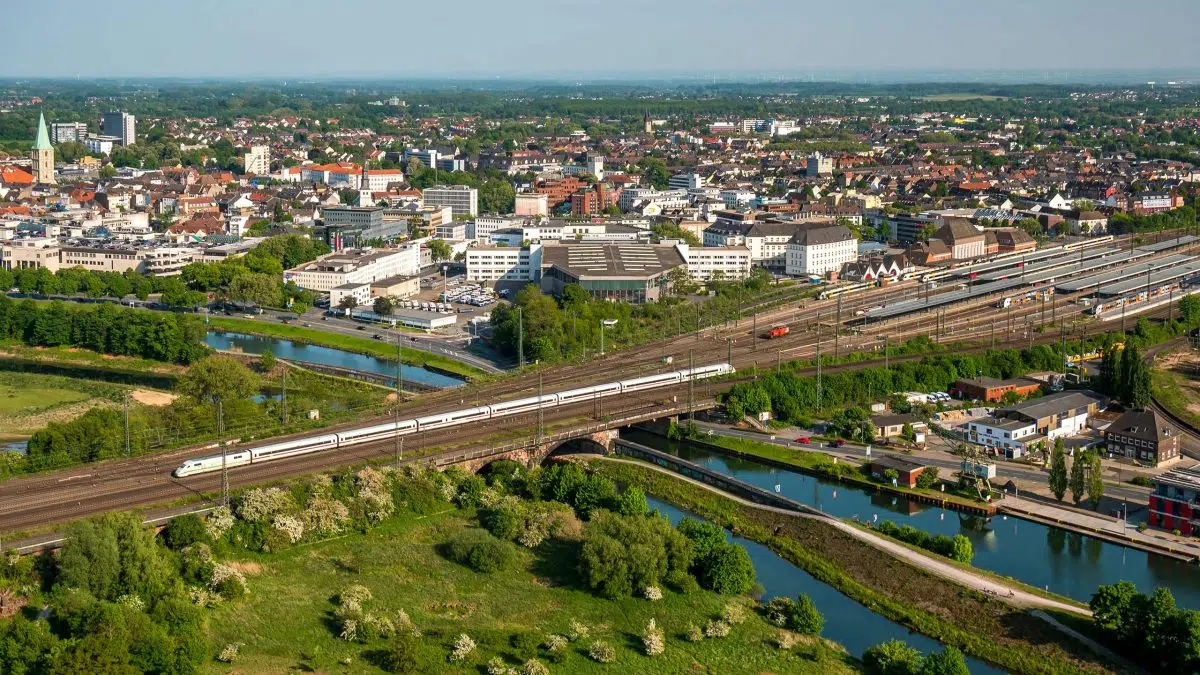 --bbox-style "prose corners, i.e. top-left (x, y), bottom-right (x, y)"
top-left (600, 319), bottom-right (618, 355)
